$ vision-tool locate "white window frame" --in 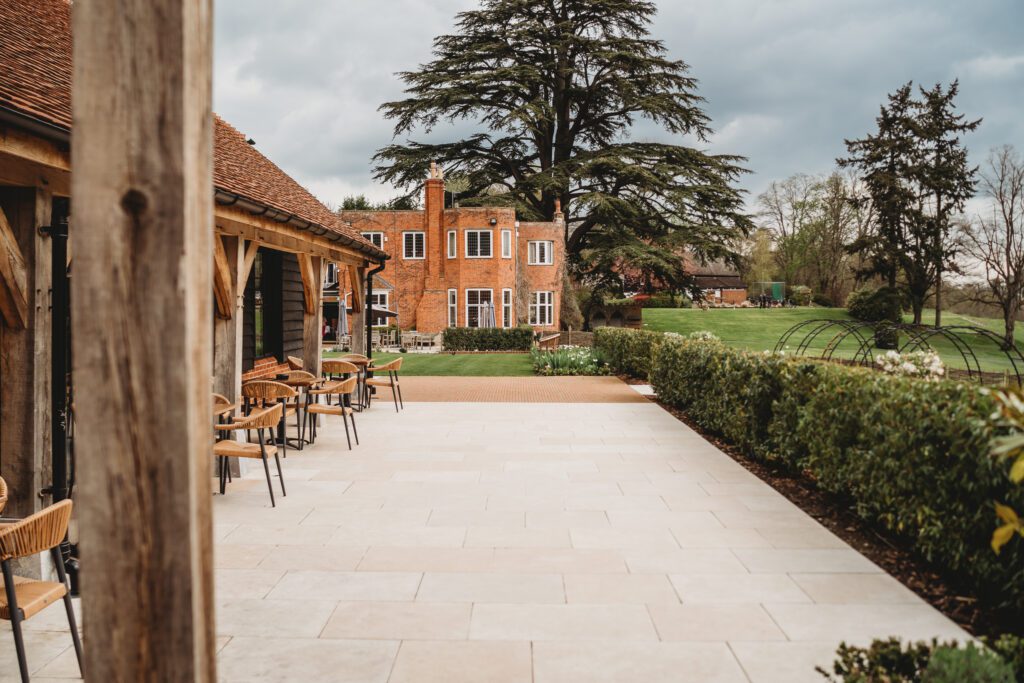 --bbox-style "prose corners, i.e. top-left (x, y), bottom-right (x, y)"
top-left (501, 229), bottom-right (512, 259)
top-left (447, 230), bottom-right (457, 259)
top-left (370, 291), bottom-right (390, 327)
top-left (464, 229), bottom-right (493, 259)
top-left (529, 291), bottom-right (554, 326)
top-left (447, 289), bottom-right (458, 328)
top-left (502, 288), bottom-right (513, 328)
top-left (528, 240), bottom-right (554, 266)
top-left (361, 231), bottom-right (384, 249)
top-left (465, 288), bottom-right (494, 329)
top-left (403, 231), bottom-right (425, 260)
